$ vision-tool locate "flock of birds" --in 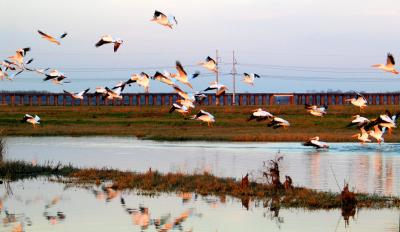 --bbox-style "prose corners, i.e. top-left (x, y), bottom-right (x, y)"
top-left (1, 10), bottom-right (400, 148)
